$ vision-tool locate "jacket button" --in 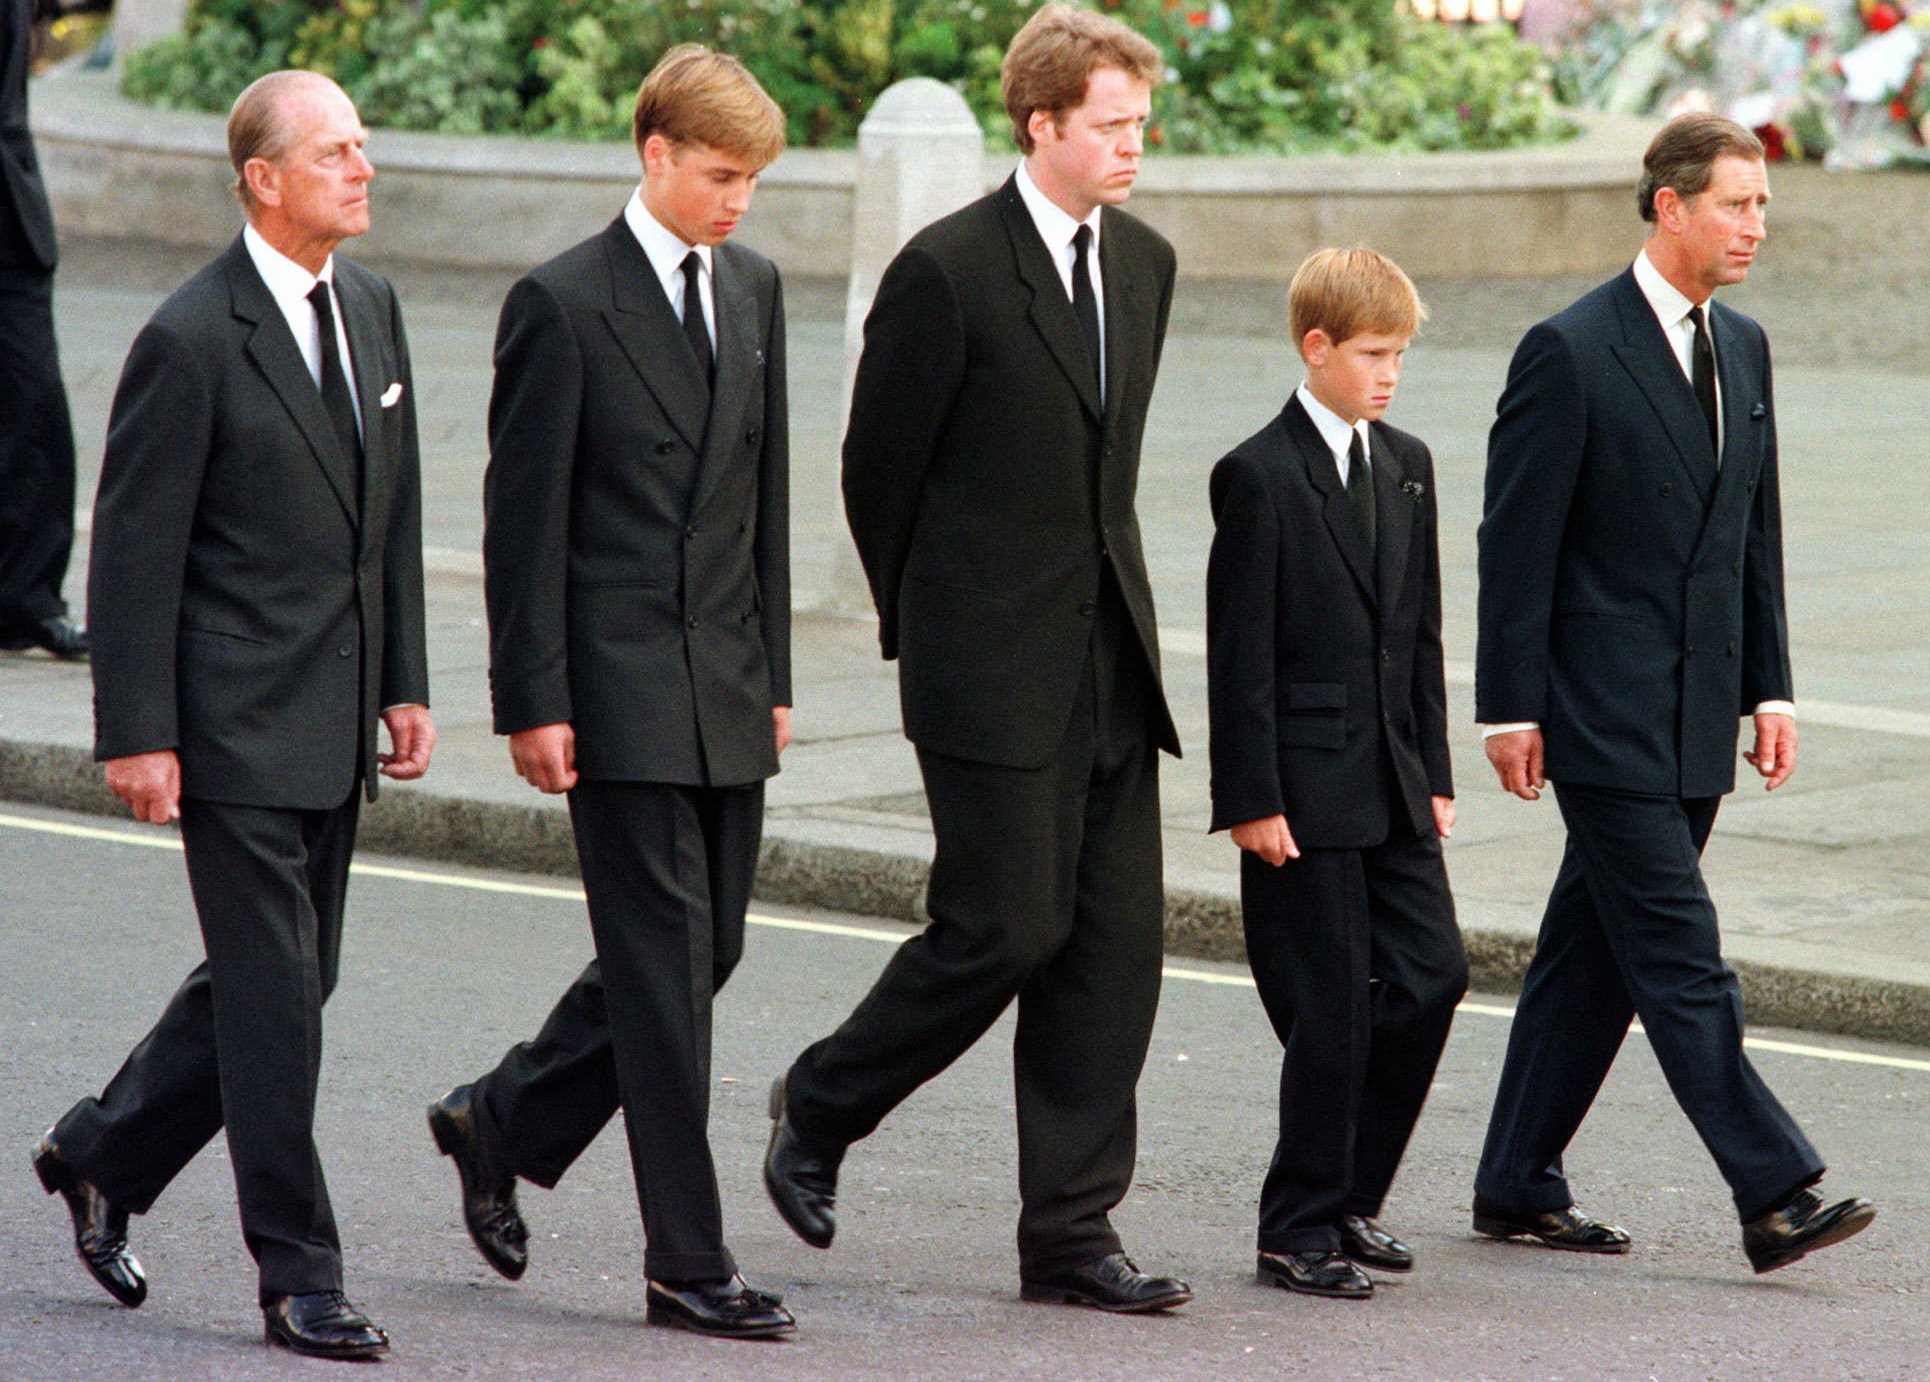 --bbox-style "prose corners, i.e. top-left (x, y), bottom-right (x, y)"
top-left (1381, 648), bottom-right (1392, 663)
top-left (1733, 561), bottom-right (1743, 575)
top-left (656, 439), bottom-right (676, 454)
top-left (1687, 646), bottom-right (1697, 658)
top-left (1727, 641), bottom-right (1737, 656)
top-left (1079, 601), bottom-right (1096, 616)
top-left (337, 645), bottom-right (352, 658)
top-left (745, 428), bottom-right (759, 444)
top-left (1659, 482), bottom-right (1673, 496)
top-left (685, 525), bottom-right (696, 539)
top-left (687, 615), bottom-right (699, 629)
